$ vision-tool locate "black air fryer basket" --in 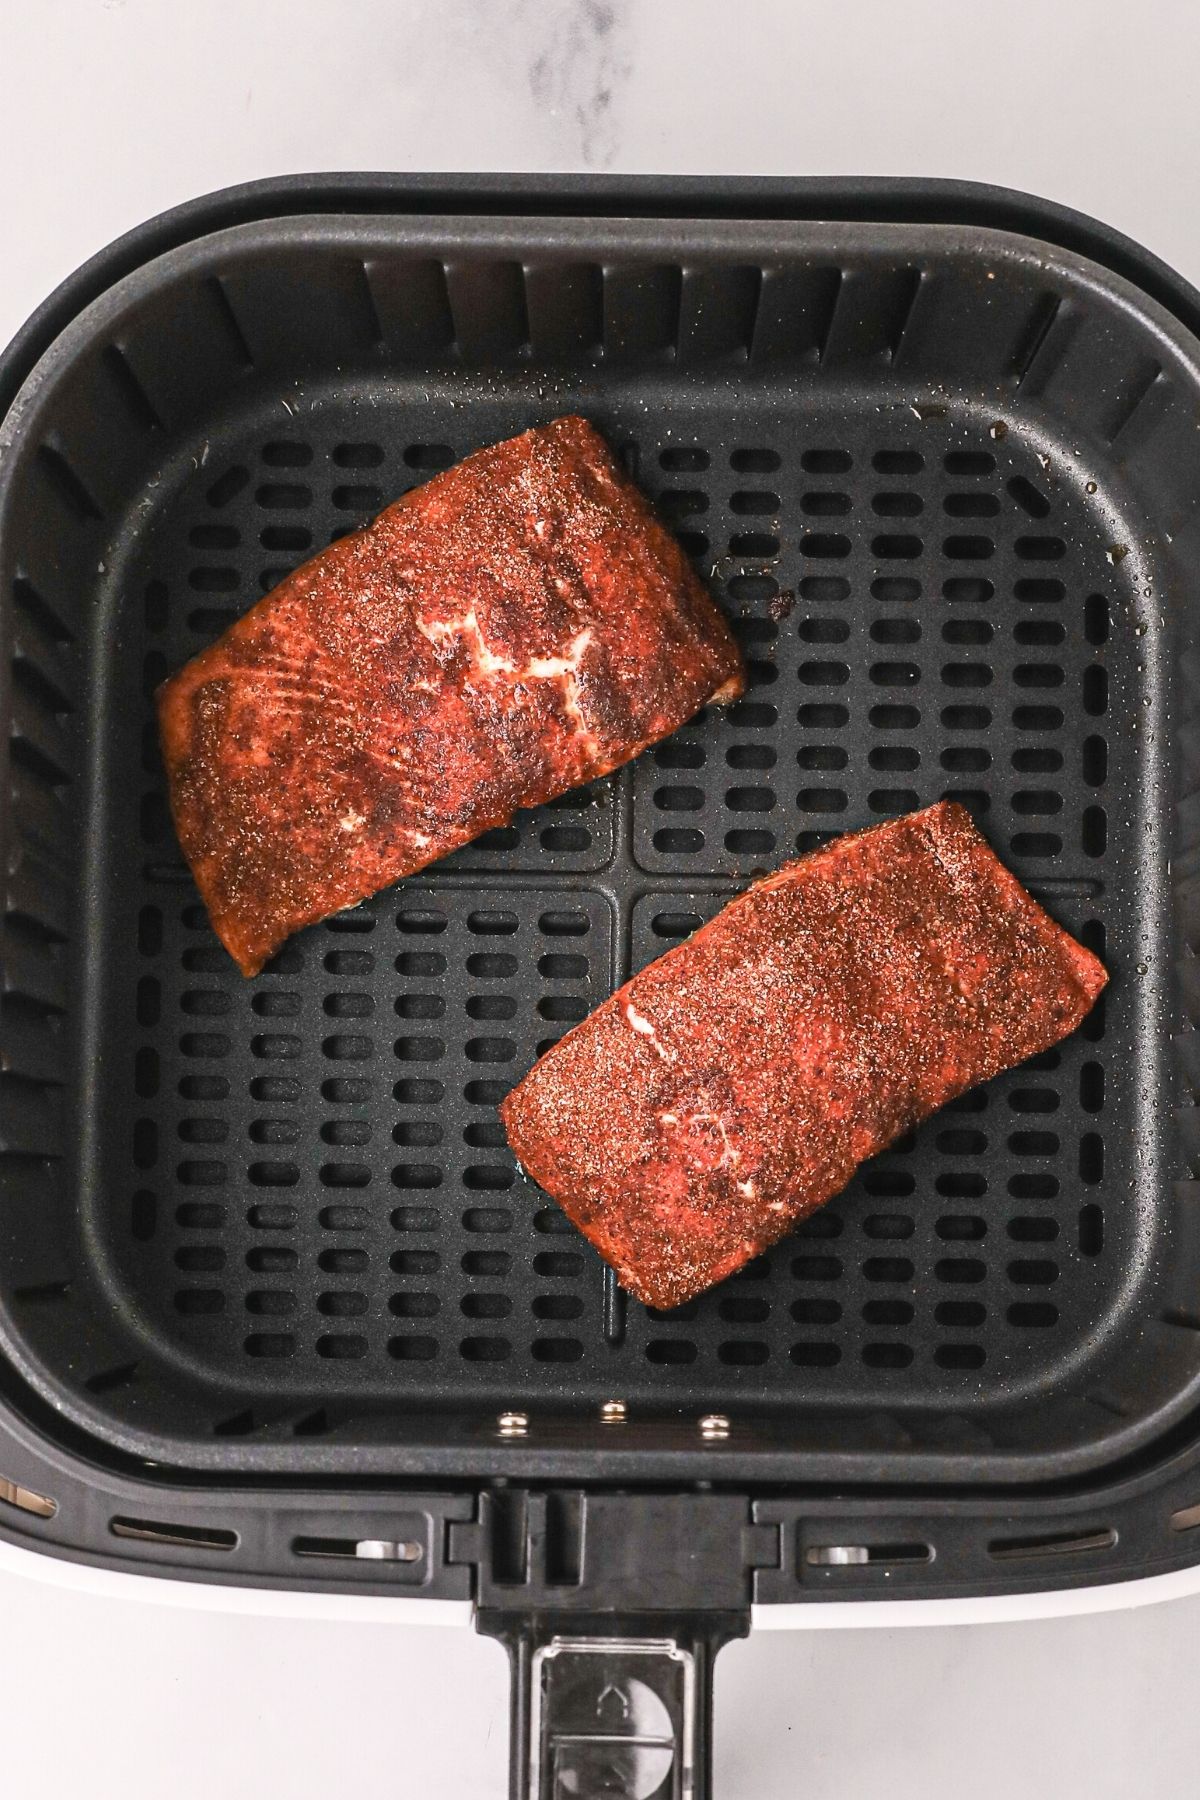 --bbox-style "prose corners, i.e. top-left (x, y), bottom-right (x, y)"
top-left (4, 176), bottom-right (1200, 1796)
